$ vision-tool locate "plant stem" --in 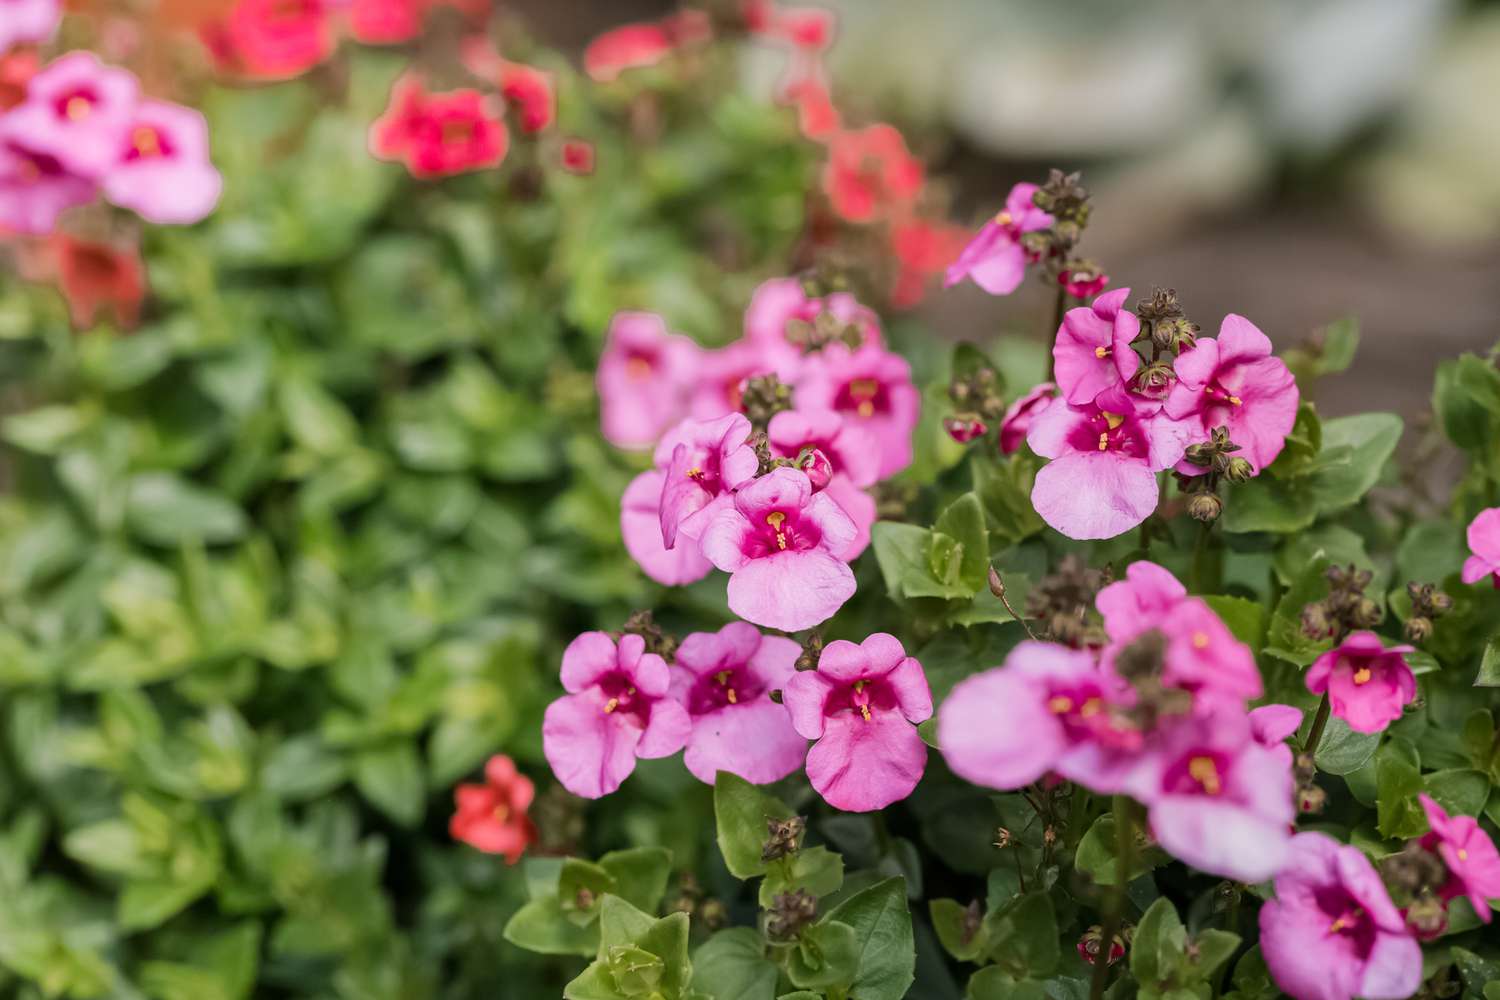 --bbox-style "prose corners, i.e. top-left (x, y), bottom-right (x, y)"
top-left (1304, 692), bottom-right (1332, 758)
top-left (1045, 285), bottom-right (1067, 380)
top-left (1090, 796), bottom-right (1132, 1000)
top-left (1191, 519), bottom-right (1213, 593)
